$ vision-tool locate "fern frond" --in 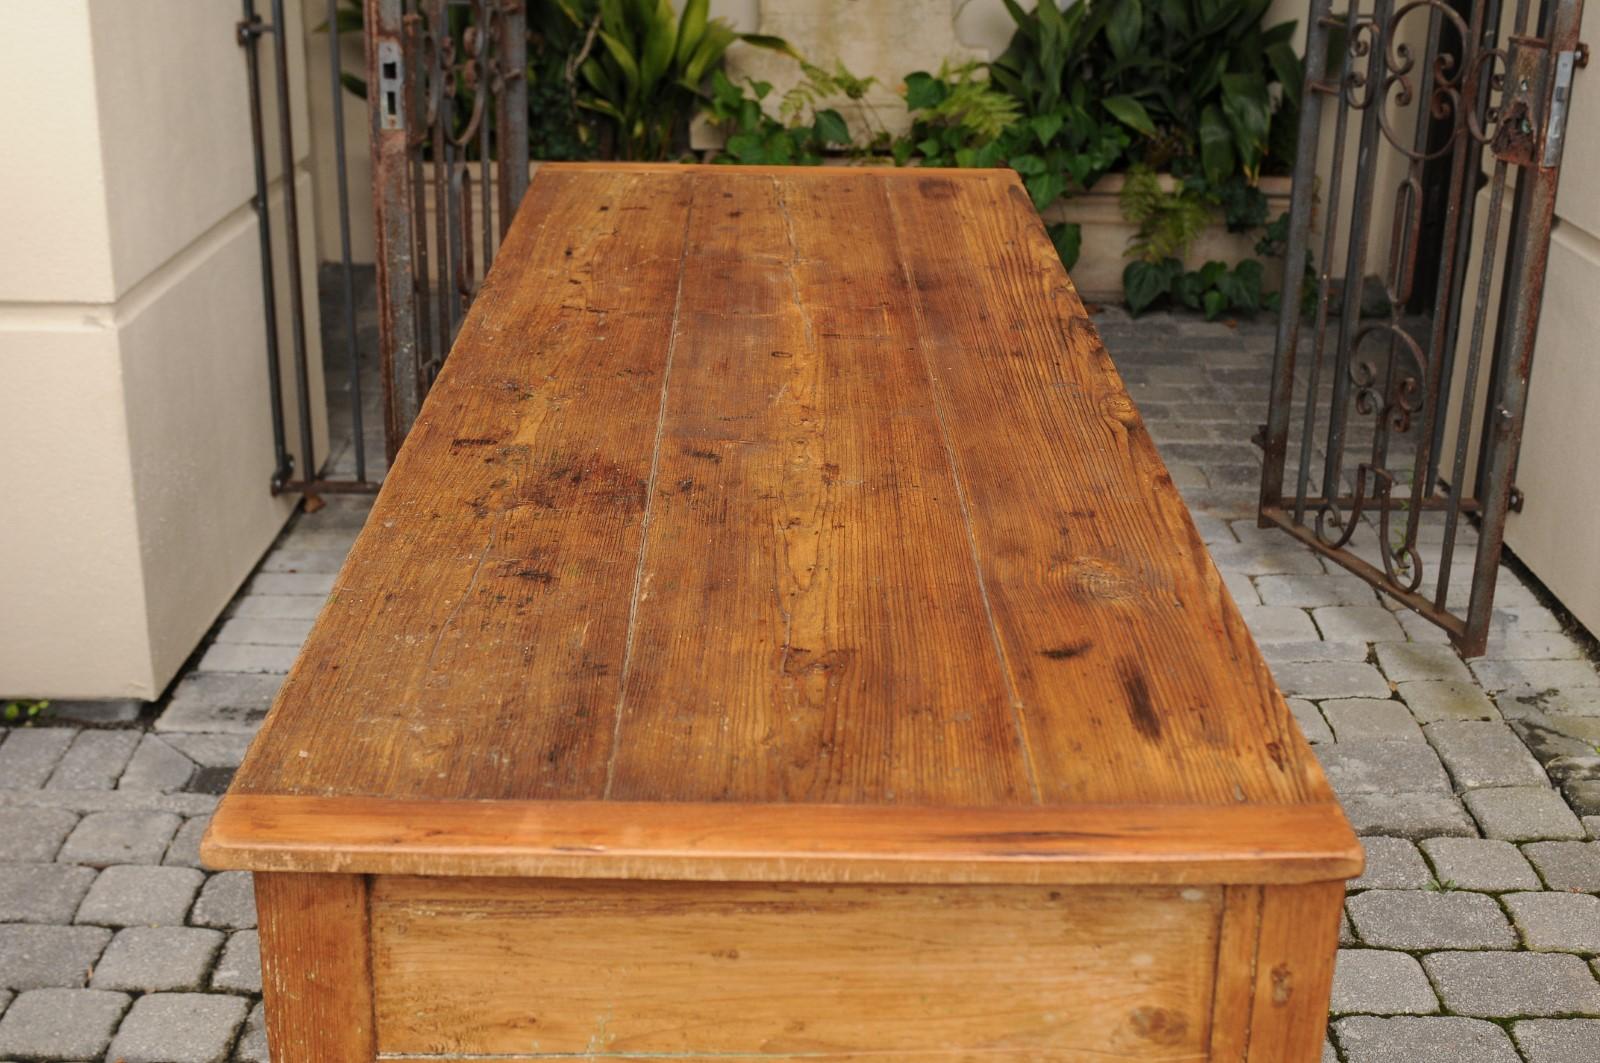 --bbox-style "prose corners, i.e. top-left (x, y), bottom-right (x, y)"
top-left (1121, 167), bottom-right (1211, 262)
top-left (912, 61), bottom-right (1020, 144)
top-left (778, 60), bottom-right (877, 123)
